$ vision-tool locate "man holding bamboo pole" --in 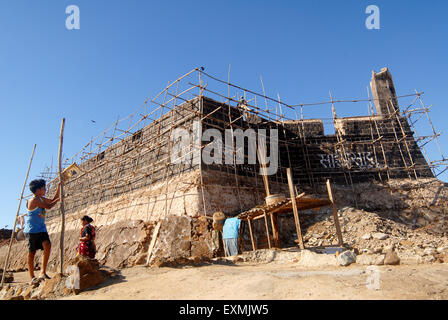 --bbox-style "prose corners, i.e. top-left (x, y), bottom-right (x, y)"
top-left (24, 179), bottom-right (60, 284)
